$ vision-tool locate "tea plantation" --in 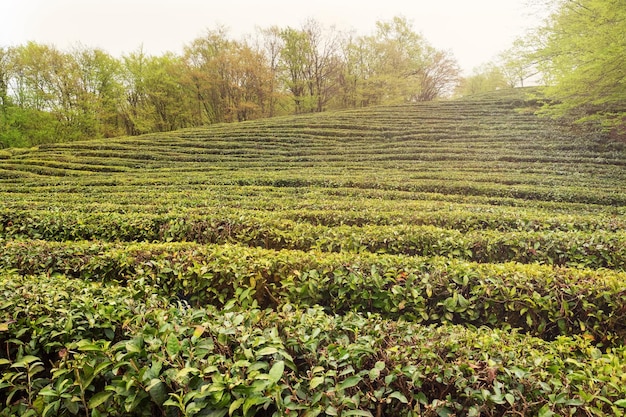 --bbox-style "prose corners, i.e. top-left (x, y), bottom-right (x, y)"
top-left (1, 89), bottom-right (626, 416)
